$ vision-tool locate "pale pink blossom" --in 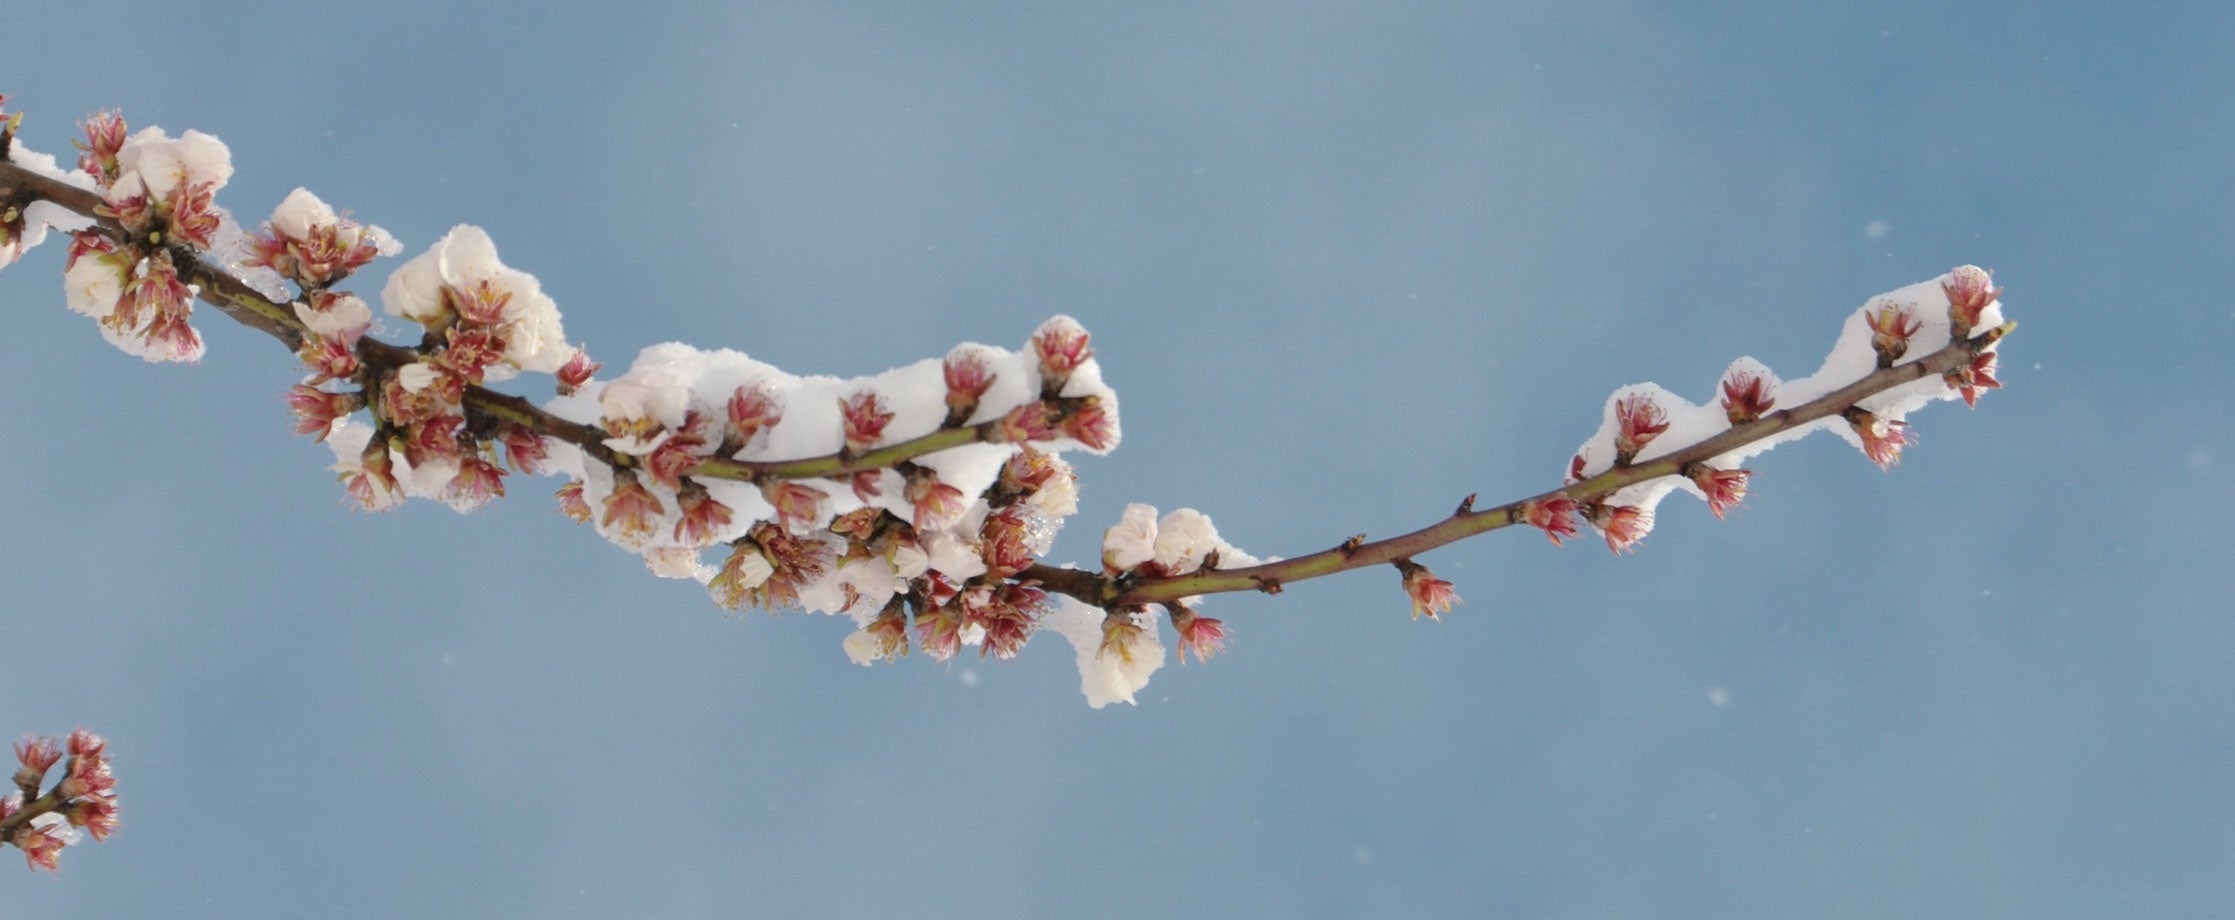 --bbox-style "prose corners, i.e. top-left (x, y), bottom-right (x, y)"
top-left (1396, 560), bottom-right (1458, 620)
